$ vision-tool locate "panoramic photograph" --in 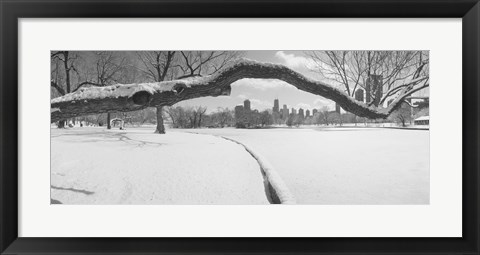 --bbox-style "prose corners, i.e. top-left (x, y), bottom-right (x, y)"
top-left (50, 50), bottom-right (430, 205)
